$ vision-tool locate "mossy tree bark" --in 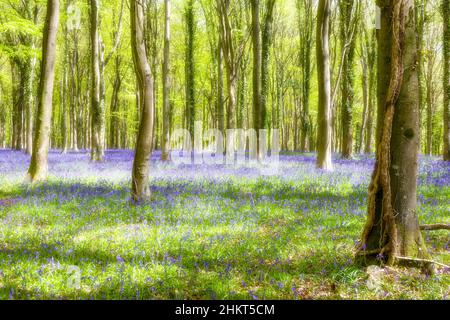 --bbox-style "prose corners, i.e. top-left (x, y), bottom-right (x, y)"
top-left (130, 0), bottom-right (155, 202)
top-left (356, 0), bottom-right (429, 267)
top-left (339, 0), bottom-right (358, 159)
top-left (27, 0), bottom-right (59, 182)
